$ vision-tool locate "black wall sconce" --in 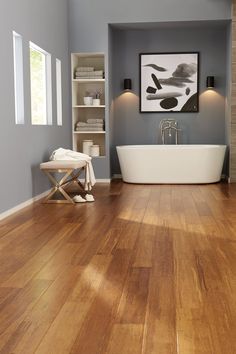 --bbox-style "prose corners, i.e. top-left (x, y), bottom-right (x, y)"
top-left (124, 78), bottom-right (132, 91)
top-left (206, 76), bottom-right (215, 88)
